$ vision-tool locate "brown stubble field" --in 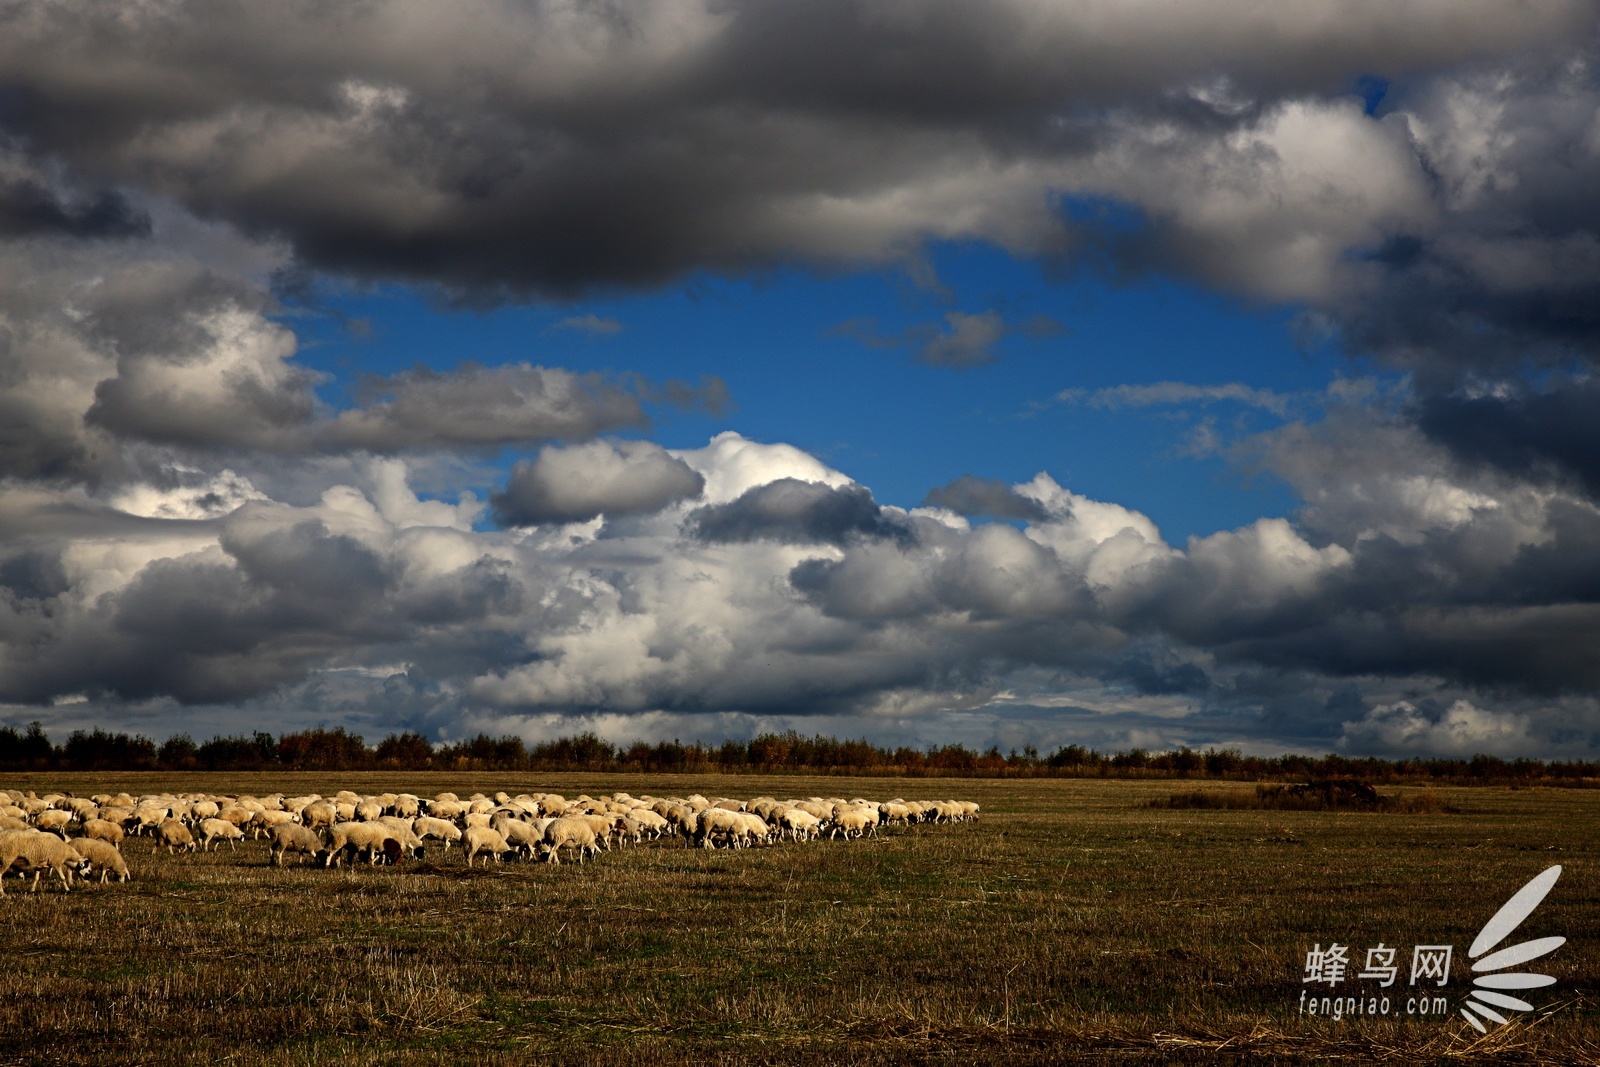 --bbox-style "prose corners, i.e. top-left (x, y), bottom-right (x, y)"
top-left (0, 773), bottom-right (1595, 1066)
